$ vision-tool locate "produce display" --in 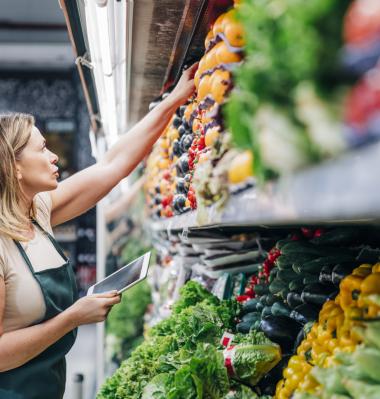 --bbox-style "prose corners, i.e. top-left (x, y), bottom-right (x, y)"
top-left (98, 281), bottom-right (280, 399)
top-left (102, 1), bottom-right (380, 399)
top-left (294, 321), bottom-right (380, 399)
top-left (98, 225), bottom-right (380, 399)
top-left (276, 262), bottom-right (380, 398)
top-left (145, 1), bottom-right (254, 220)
